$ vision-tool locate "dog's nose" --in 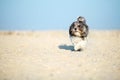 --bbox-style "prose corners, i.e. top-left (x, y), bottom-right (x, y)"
top-left (74, 28), bottom-right (77, 31)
